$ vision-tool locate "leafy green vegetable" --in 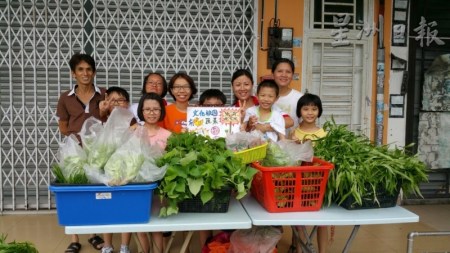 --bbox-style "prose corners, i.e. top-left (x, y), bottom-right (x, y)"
top-left (104, 153), bottom-right (145, 185)
top-left (52, 156), bottom-right (89, 184)
top-left (87, 144), bottom-right (116, 171)
top-left (315, 119), bottom-right (429, 208)
top-left (0, 234), bottom-right (39, 253)
top-left (157, 132), bottom-right (257, 217)
top-left (261, 142), bottom-right (290, 167)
